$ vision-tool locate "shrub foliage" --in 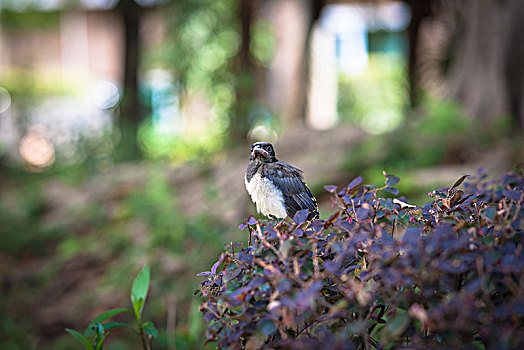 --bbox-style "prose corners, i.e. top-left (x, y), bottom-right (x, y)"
top-left (198, 168), bottom-right (524, 349)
